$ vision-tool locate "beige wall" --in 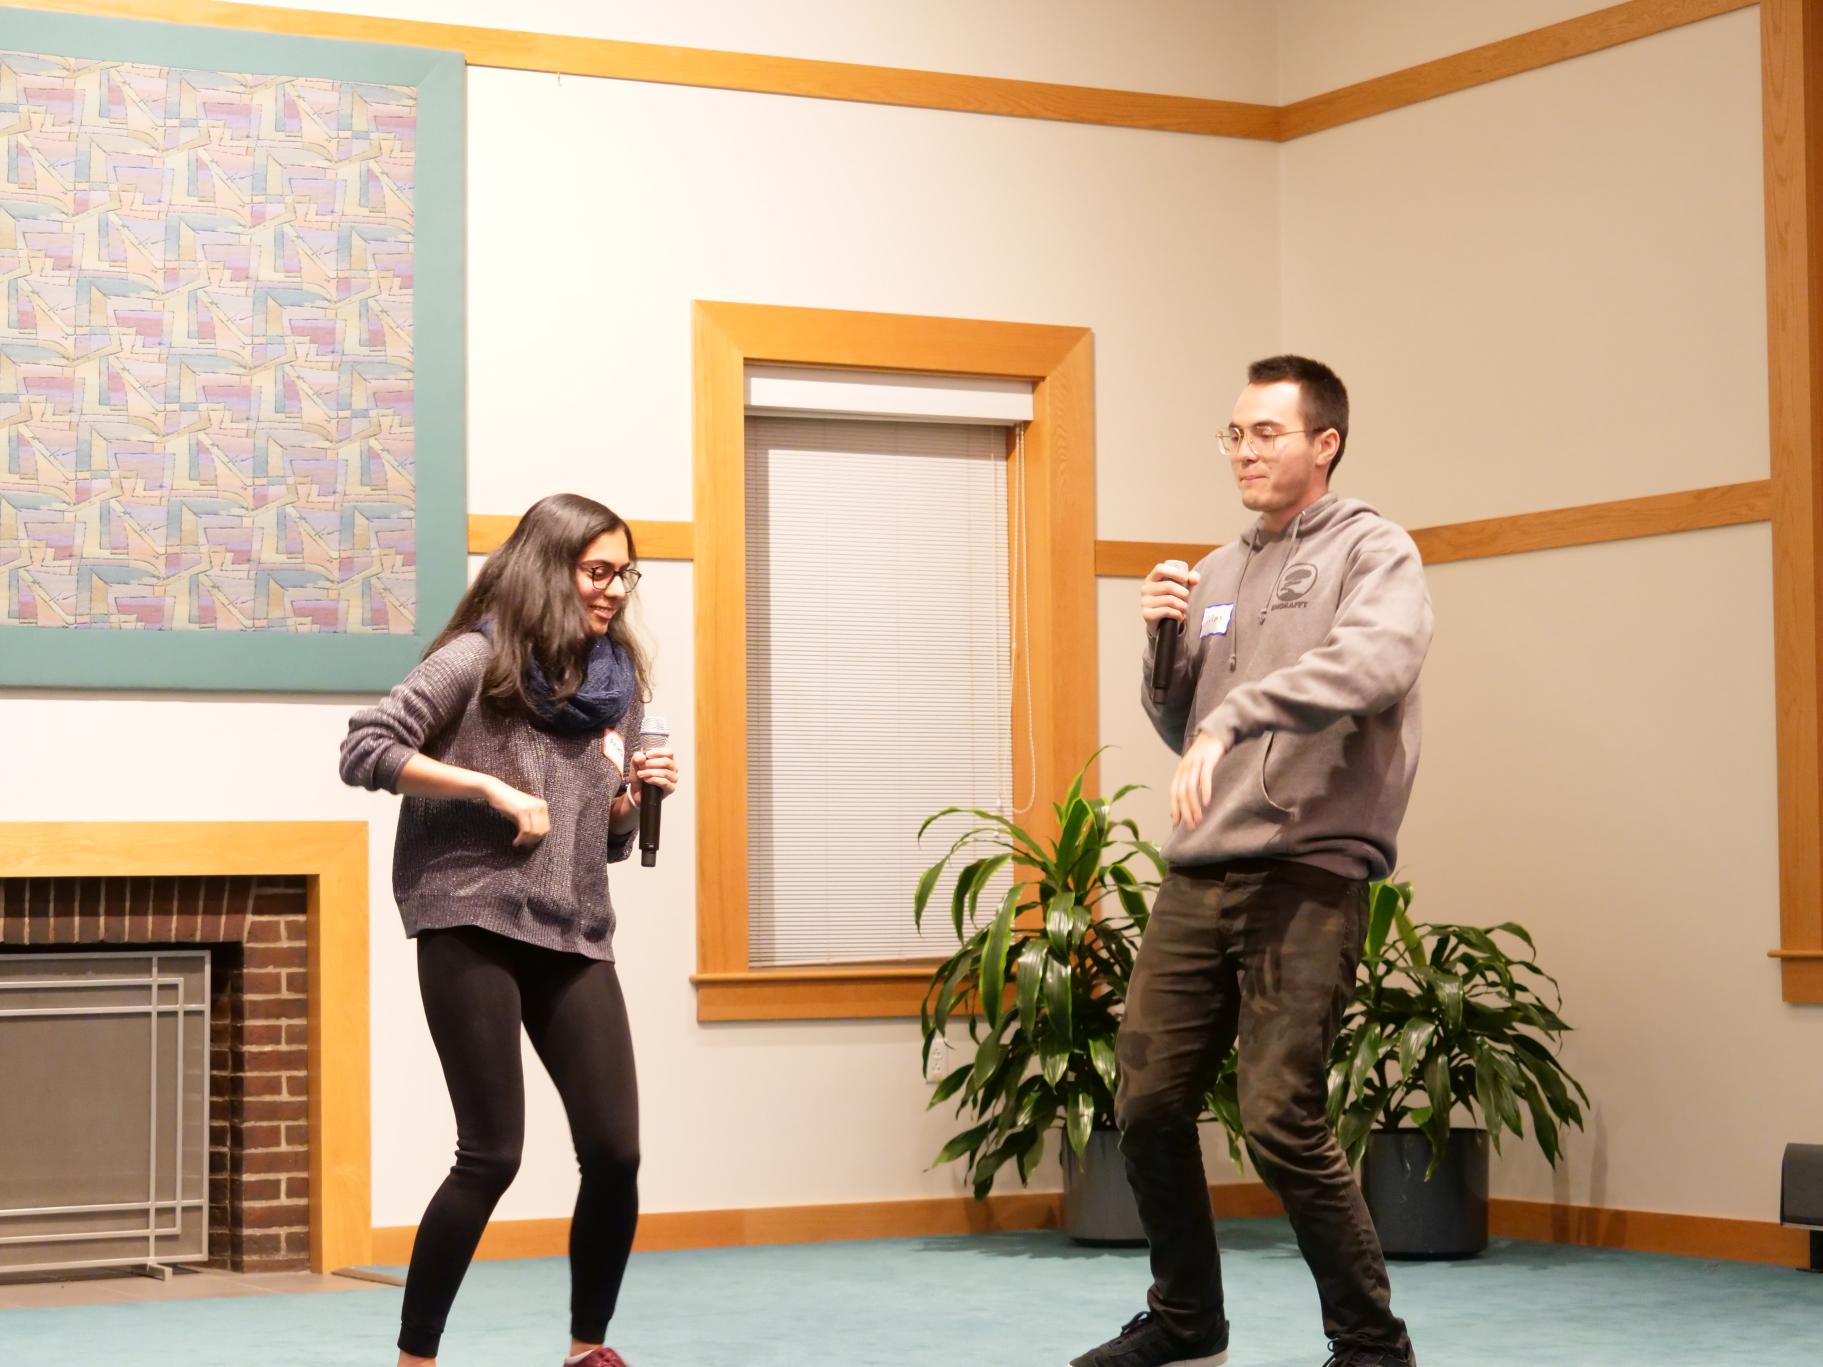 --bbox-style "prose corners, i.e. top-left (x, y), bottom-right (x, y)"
top-left (1269, 4), bottom-right (1822, 1223)
top-left (1409, 525), bottom-right (1823, 1216)
top-left (454, 66), bottom-right (1277, 1226)
top-left (466, 68), bottom-right (1277, 547)
top-left (0, 4), bottom-right (1279, 1229)
top-left (6, 0), bottom-right (1810, 1236)
top-left (1279, 10), bottom-right (1767, 530)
